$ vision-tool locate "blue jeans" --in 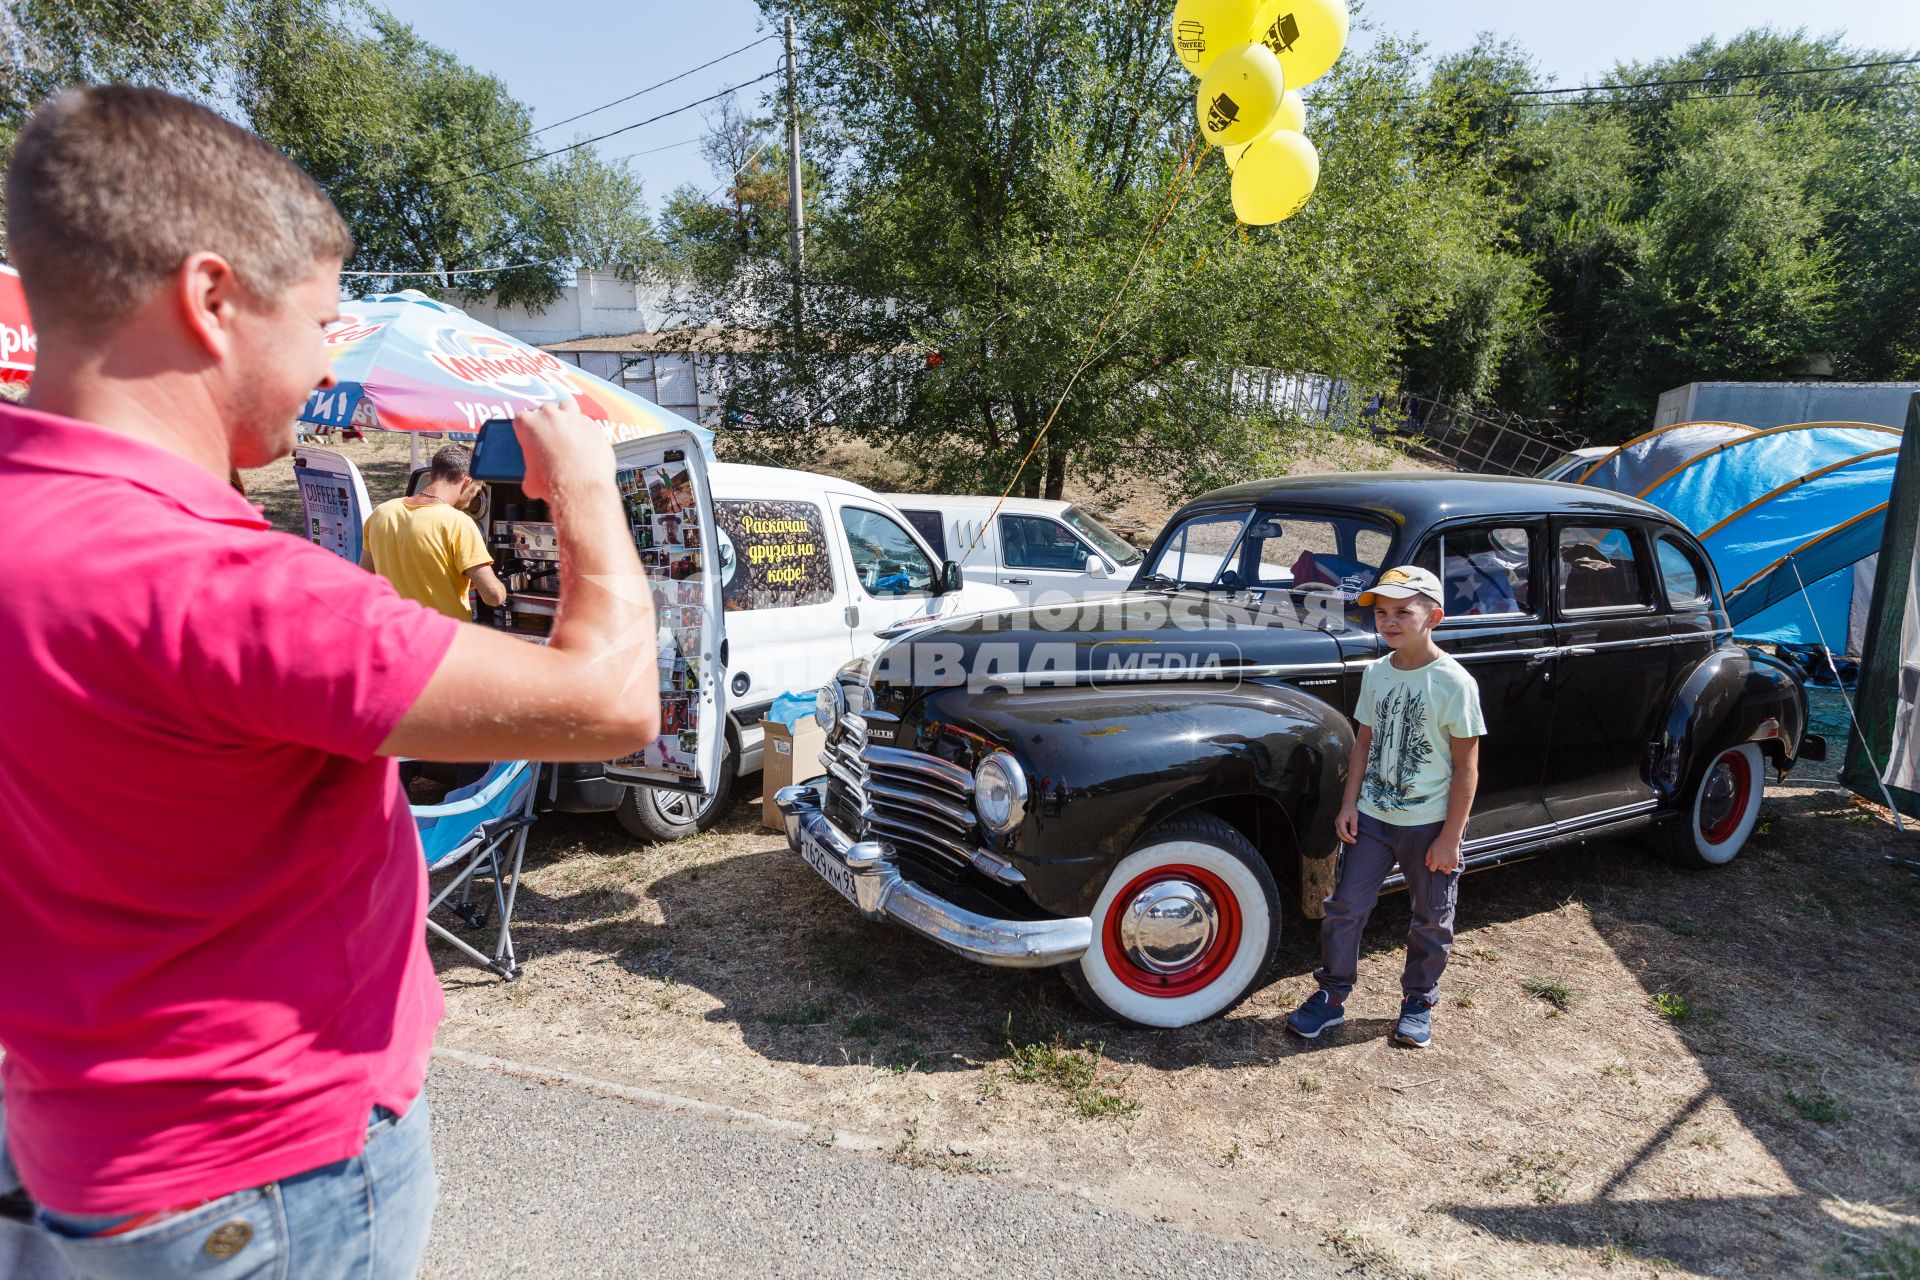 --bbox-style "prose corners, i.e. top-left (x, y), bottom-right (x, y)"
top-left (32, 1097), bottom-right (436, 1280)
